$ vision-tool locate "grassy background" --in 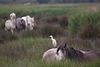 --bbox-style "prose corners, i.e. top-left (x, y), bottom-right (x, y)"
top-left (0, 37), bottom-right (100, 67)
top-left (0, 3), bottom-right (100, 67)
top-left (0, 3), bottom-right (99, 17)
